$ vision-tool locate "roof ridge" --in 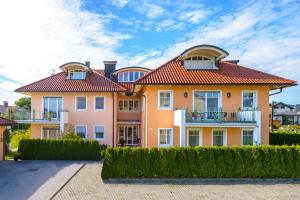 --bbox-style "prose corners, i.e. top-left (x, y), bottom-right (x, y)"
top-left (222, 61), bottom-right (297, 83)
top-left (15, 72), bottom-right (65, 92)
